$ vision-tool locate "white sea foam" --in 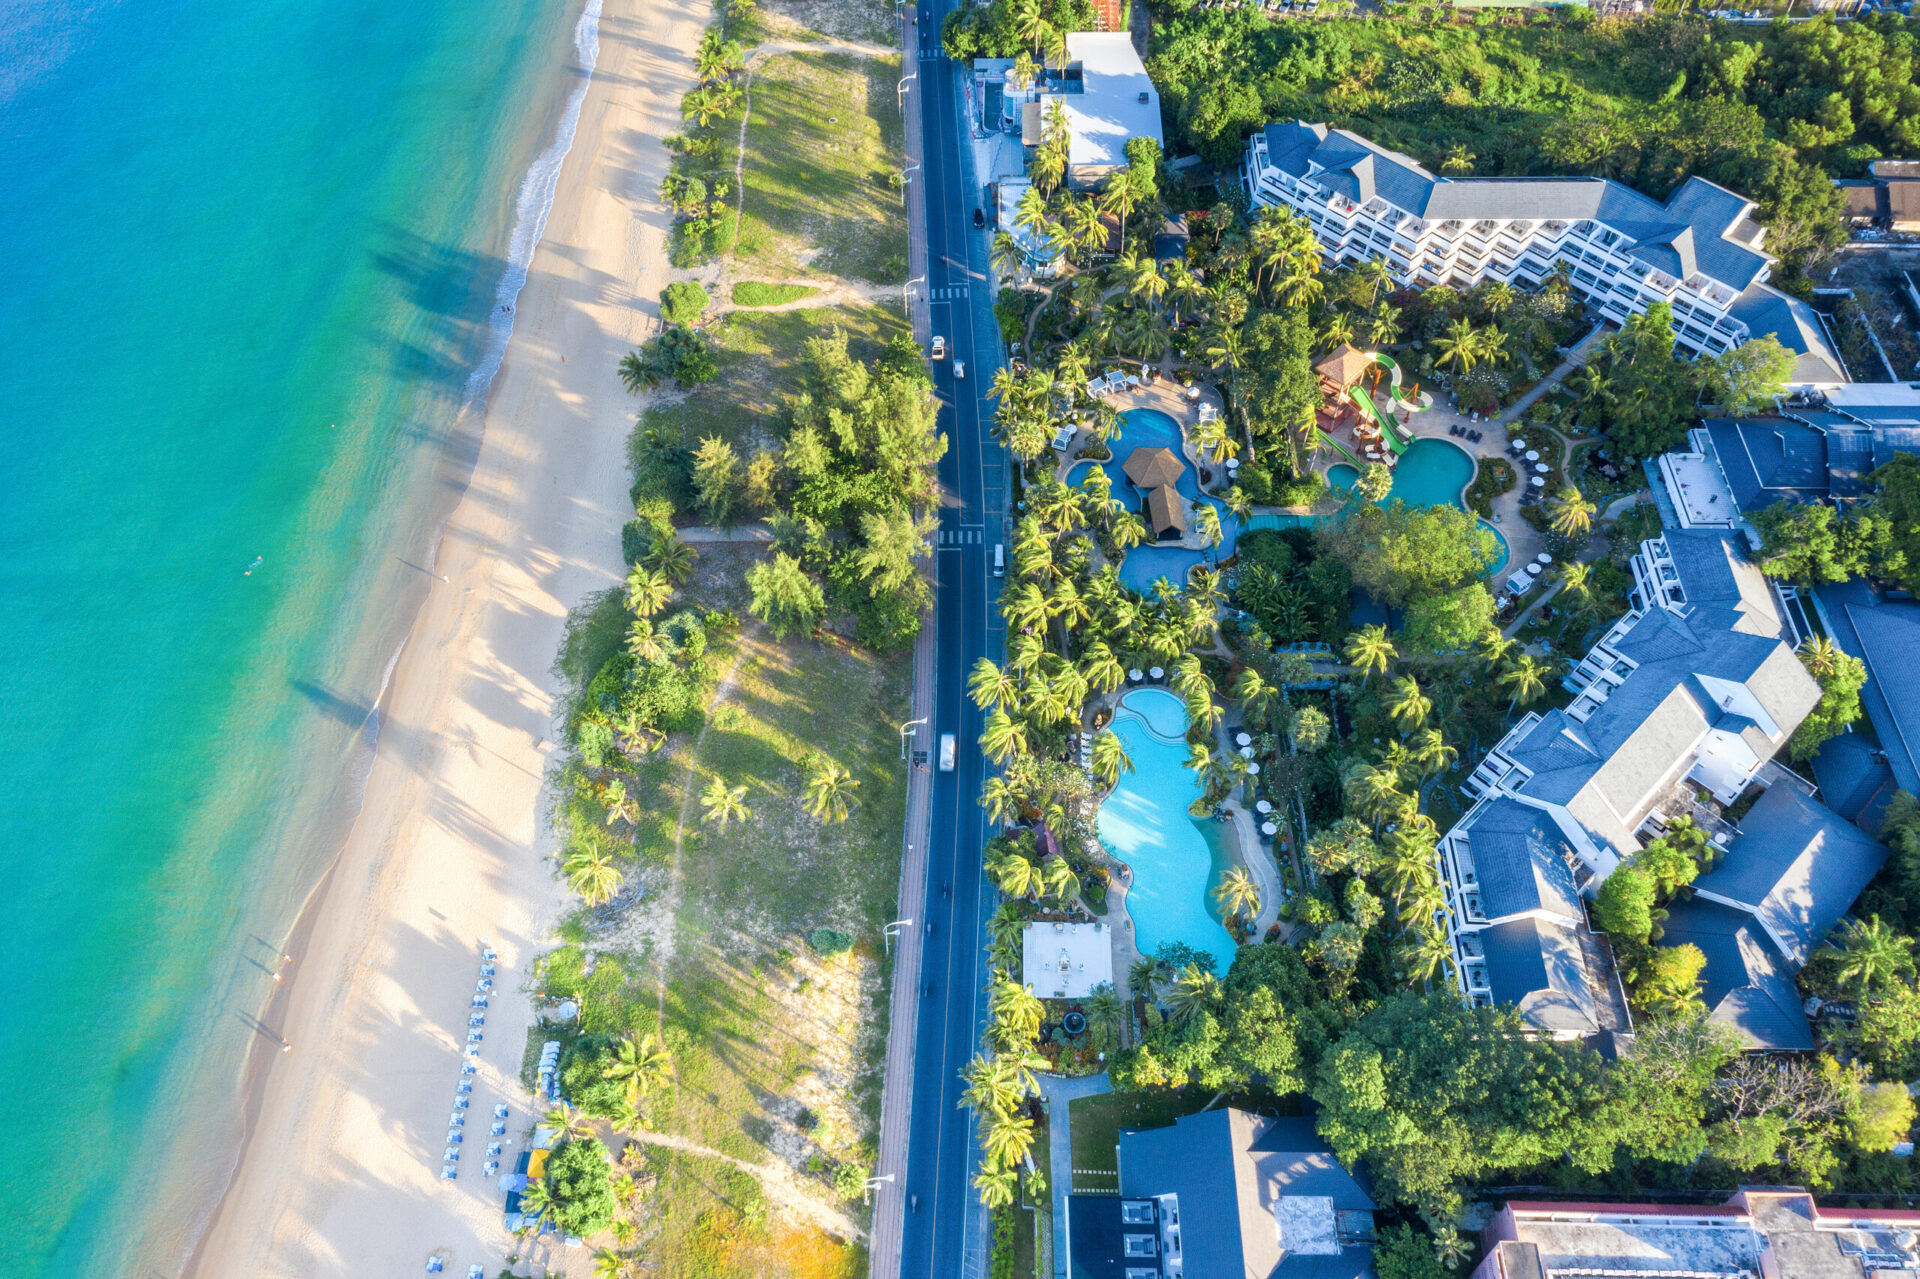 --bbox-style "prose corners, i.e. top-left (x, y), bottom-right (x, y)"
top-left (461, 0), bottom-right (605, 414)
